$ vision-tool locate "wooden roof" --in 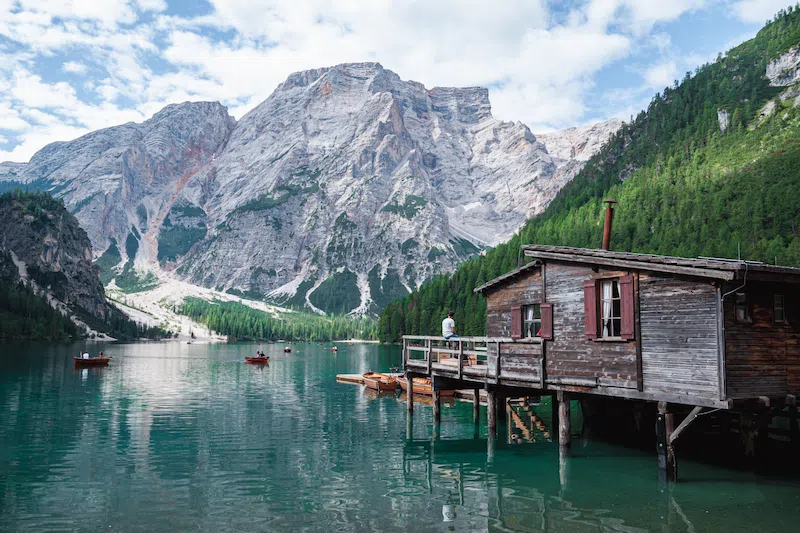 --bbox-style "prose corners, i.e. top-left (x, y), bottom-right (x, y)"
top-left (473, 260), bottom-right (540, 294)
top-left (475, 245), bottom-right (800, 293)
